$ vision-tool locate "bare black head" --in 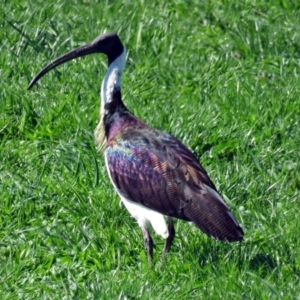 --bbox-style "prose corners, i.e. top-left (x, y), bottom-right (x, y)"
top-left (28, 32), bottom-right (124, 90)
